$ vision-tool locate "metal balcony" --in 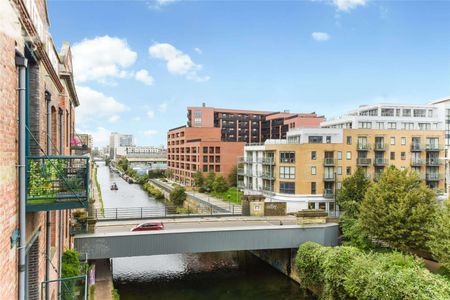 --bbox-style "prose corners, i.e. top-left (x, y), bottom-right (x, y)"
top-left (237, 168), bottom-right (245, 175)
top-left (374, 143), bottom-right (387, 151)
top-left (373, 158), bottom-right (389, 166)
top-left (357, 143), bottom-right (371, 151)
top-left (261, 173), bottom-right (275, 180)
top-left (426, 173), bottom-right (442, 181)
top-left (323, 174), bottom-right (335, 182)
top-left (323, 158), bottom-right (335, 166)
top-left (26, 156), bottom-right (89, 212)
top-left (262, 158), bottom-right (275, 165)
top-left (323, 189), bottom-right (335, 198)
top-left (425, 144), bottom-right (443, 151)
top-left (411, 144), bottom-right (424, 152)
top-left (411, 159), bottom-right (425, 166)
top-left (357, 158), bottom-right (372, 166)
top-left (426, 159), bottom-right (442, 166)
